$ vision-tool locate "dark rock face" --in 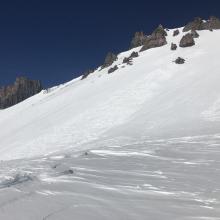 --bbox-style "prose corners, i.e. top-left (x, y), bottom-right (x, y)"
top-left (151, 25), bottom-right (168, 38)
top-left (179, 33), bottom-right (195, 47)
top-left (101, 52), bottom-right (118, 69)
top-left (123, 57), bottom-right (131, 65)
top-left (171, 43), bottom-right (177, 50)
top-left (175, 57), bottom-right (185, 64)
top-left (183, 16), bottom-right (220, 32)
top-left (191, 30), bottom-right (199, 38)
top-left (173, 29), bottom-right (180, 36)
top-left (140, 25), bottom-right (167, 52)
top-left (183, 17), bottom-right (205, 32)
top-left (205, 16), bottom-right (220, 29)
top-left (130, 32), bottom-right (147, 49)
top-left (123, 51), bottom-right (139, 65)
top-left (81, 69), bottom-right (94, 80)
top-left (130, 51), bottom-right (139, 58)
top-left (0, 76), bottom-right (43, 109)
top-left (108, 65), bottom-right (118, 74)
